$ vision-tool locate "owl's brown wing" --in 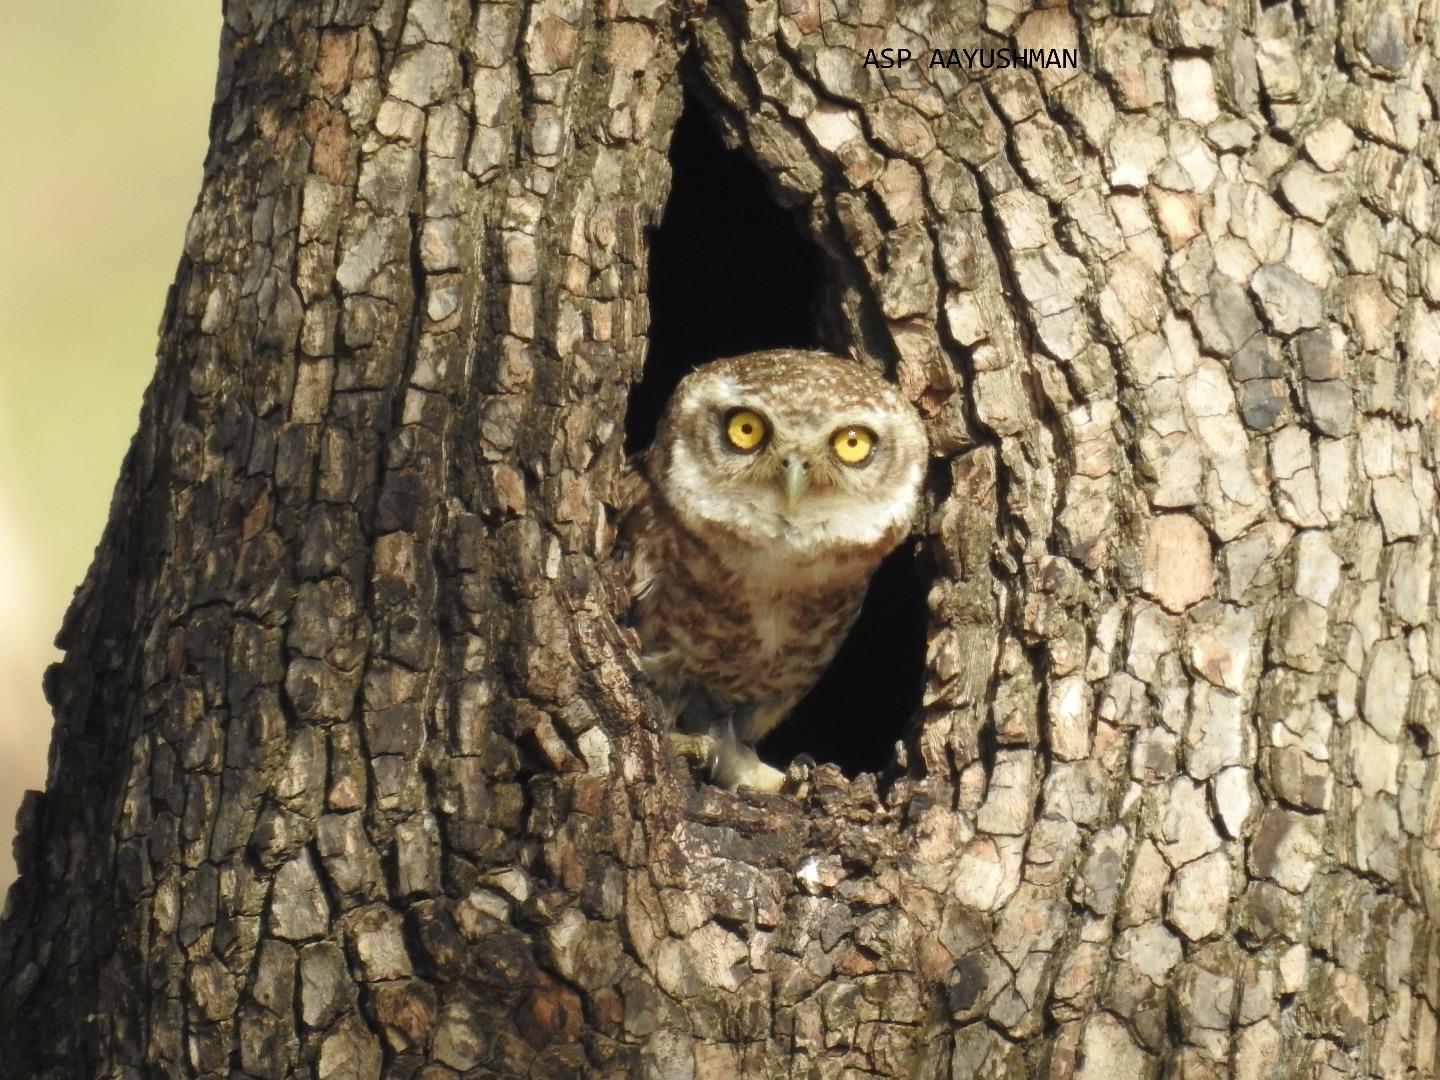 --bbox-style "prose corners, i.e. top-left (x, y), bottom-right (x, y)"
top-left (614, 454), bottom-right (661, 605)
top-left (614, 450), bottom-right (652, 521)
